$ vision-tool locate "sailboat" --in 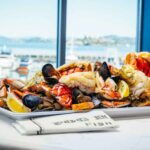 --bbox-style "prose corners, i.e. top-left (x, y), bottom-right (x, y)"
top-left (0, 45), bottom-right (14, 77)
top-left (105, 47), bottom-right (120, 67)
top-left (0, 45), bottom-right (14, 68)
top-left (66, 36), bottom-right (78, 63)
